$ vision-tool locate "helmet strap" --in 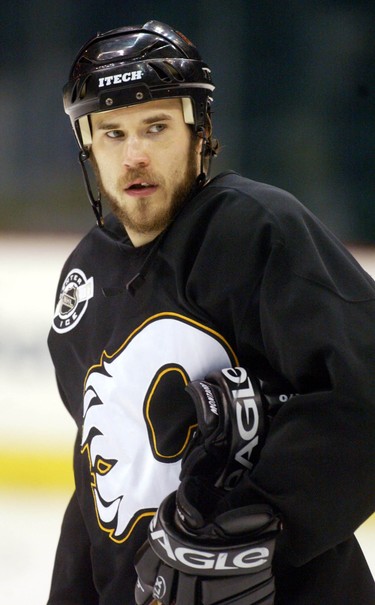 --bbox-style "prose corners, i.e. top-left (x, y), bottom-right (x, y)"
top-left (196, 126), bottom-right (212, 186)
top-left (79, 150), bottom-right (104, 227)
